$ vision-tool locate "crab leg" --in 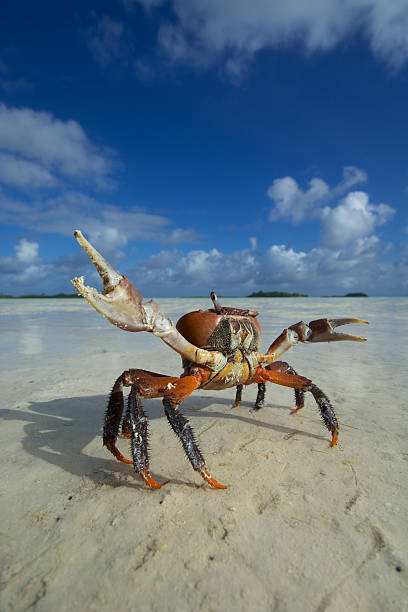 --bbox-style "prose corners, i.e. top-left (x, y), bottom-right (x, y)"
top-left (263, 362), bottom-right (305, 413)
top-left (104, 375), bottom-right (133, 465)
top-left (251, 365), bottom-right (339, 445)
top-left (257, 317), bottom-right (368, 364)
top-left (71, 231), bottom-right (226, 372)
top-left (104, 369), bottom-right (181, 486)
top-left (232, 384), bottom-right (243, 408)
top-left (163, 372), bottom-right (227, 489)
top-left (103, 367), bottom-right (225, 488)
top-left (128, 385), bottom-right (162, 489)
